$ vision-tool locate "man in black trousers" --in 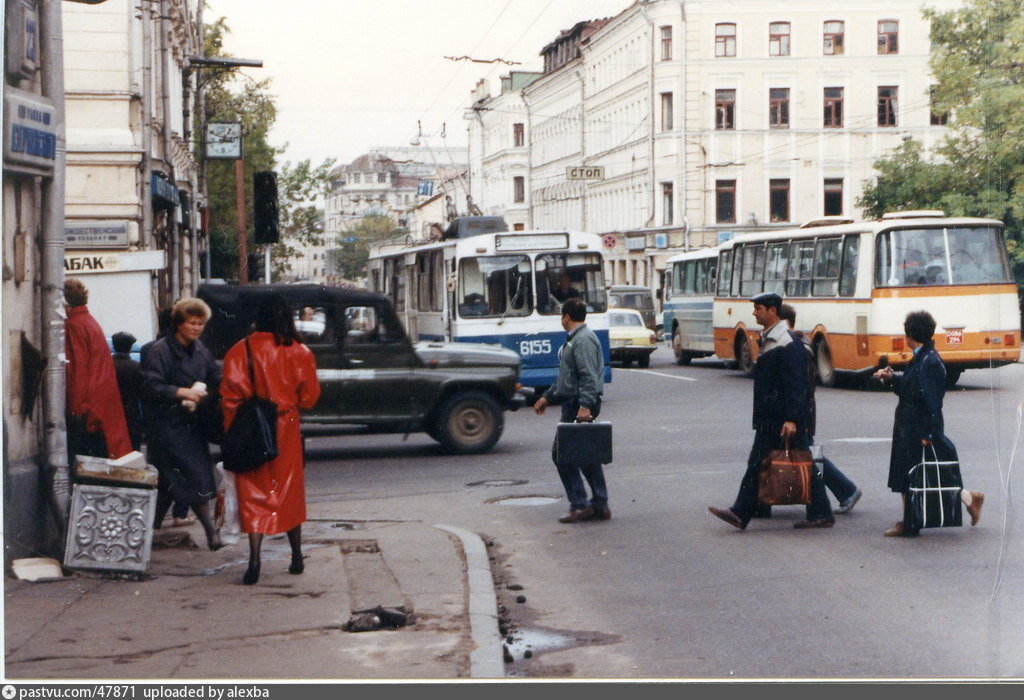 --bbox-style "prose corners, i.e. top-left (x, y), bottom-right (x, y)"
top-left (708, 292), bottom-right (834, 530)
